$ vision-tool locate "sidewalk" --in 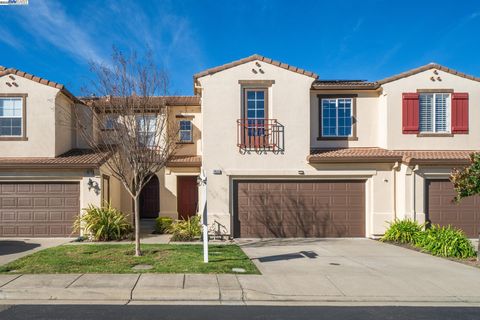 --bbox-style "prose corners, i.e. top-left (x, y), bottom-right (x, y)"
top-left (2, 273), bottom-right (480, 306)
